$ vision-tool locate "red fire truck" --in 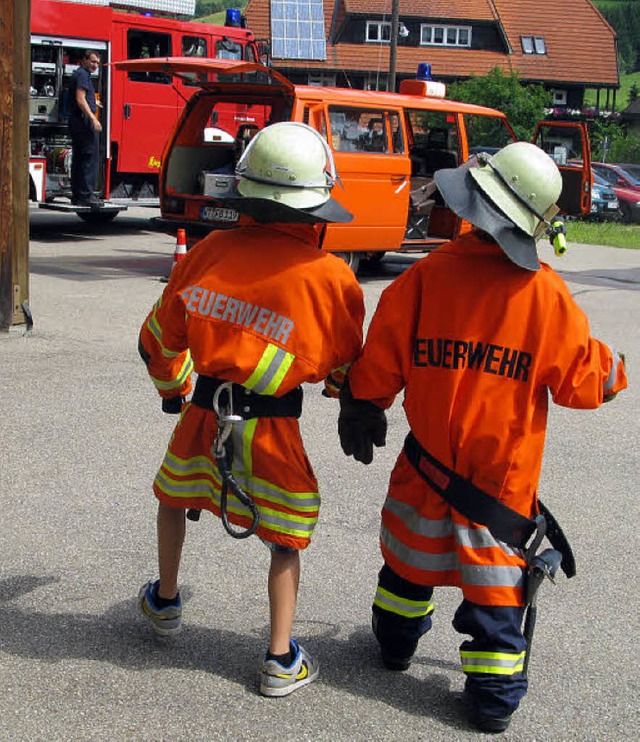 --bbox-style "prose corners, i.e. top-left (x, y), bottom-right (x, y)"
top-left (29, 0), bottom-right (263, 222)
